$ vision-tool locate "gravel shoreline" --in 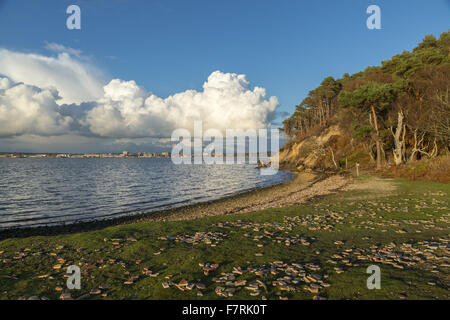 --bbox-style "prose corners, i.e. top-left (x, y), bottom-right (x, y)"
top-left (0, 170), bottom-right (352, 239)
top-left (143, 171), bottom-right (352, 222)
